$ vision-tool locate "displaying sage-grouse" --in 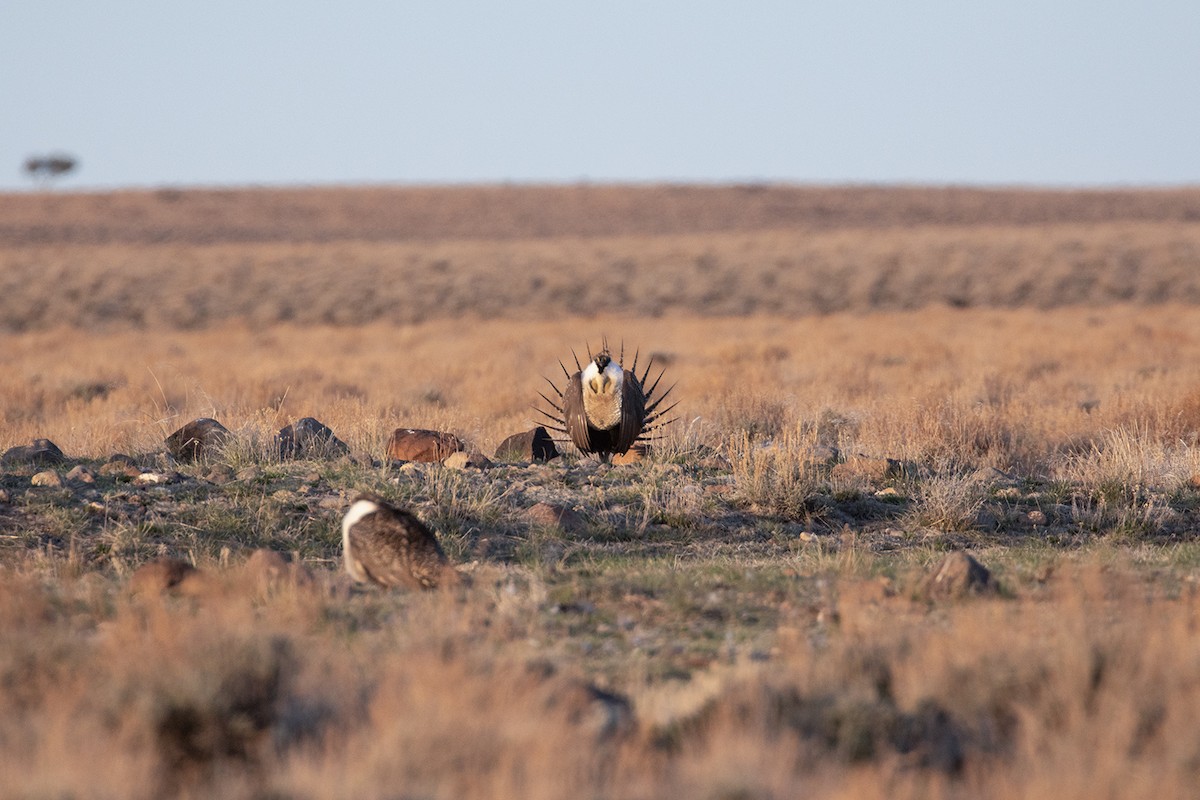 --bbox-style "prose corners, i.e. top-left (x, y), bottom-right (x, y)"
top-left (341, 493), bottom-right (456, 590)
top-left (537, 340), bottom-right (676, 459)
